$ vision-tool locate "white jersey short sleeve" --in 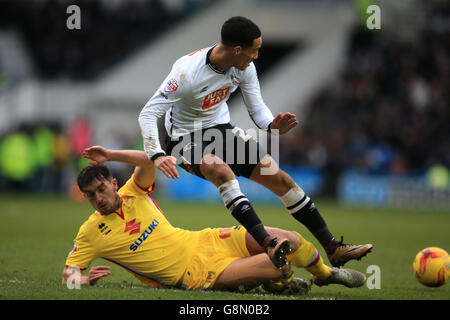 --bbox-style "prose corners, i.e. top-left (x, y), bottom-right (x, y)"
top-left (138, 45), bottom-right (274, 159)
